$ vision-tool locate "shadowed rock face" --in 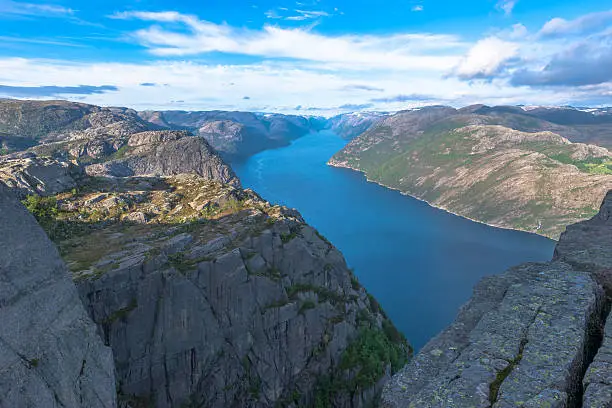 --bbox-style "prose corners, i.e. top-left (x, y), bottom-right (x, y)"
top-left (0, 183), bottom-right (116, 408)
top-left (381, 192), bottom-right (612, 408)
